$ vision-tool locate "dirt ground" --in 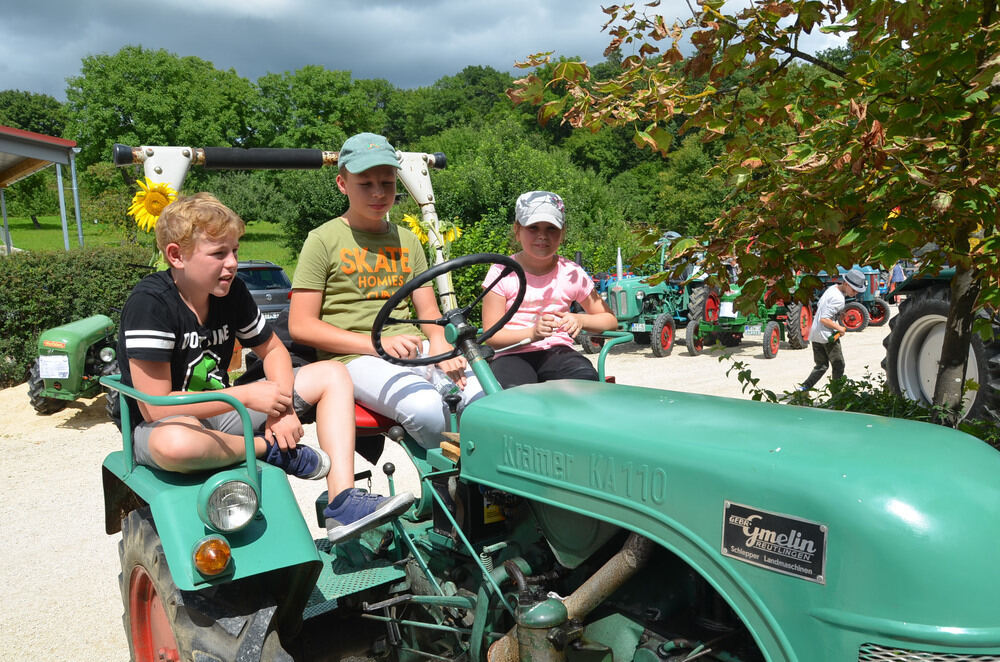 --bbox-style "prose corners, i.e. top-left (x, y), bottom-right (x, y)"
top-left (0, 316), bottom-right (894, 660)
